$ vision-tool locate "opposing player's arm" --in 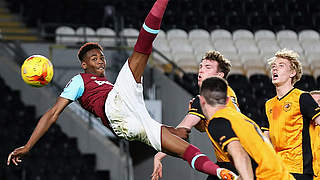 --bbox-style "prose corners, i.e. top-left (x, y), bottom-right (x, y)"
top-left (7, 97), bottom-right (71, 165)
top-left (186, 96), bottom-right (207, 132)
top-left (178, 114), bottom-right (201, 130)
top-left (314, 116), bottom-right (320, 126)
top-left (227, 141), bottom-right (253, 180)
